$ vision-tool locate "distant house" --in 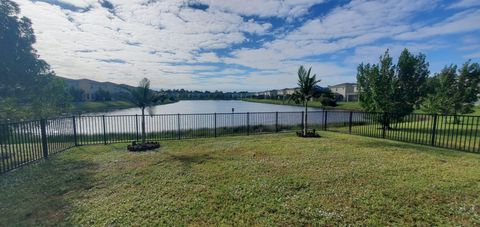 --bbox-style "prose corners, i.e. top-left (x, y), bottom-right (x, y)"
top-left (61, 77), bottom-right (133, 101)
top-left (328, 83), bottom-right (358, 102)
top-left (278, 88), bottom-right (297, 96)
top-left (252, 88), bottom-right (297, 99)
